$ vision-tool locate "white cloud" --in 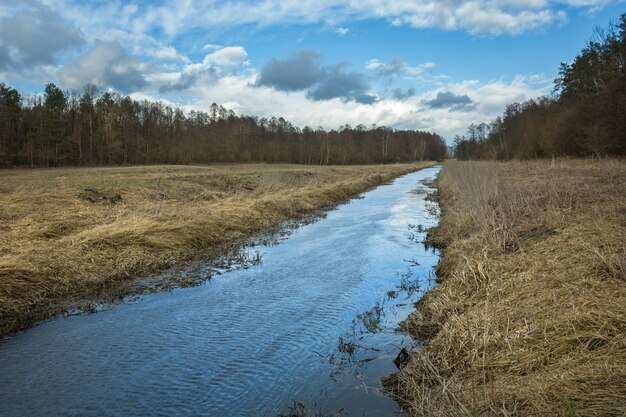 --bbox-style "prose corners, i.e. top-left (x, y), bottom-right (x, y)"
top-left (152, 46), bottom-right (190, 63)
top-left (157, 46), bottom-right (249, 93)
top-left (366, 59), bottom-right (436, 79)
top-left (203, 44), bottom-right (224, 51)
top-left (0, 2), bottom-right (84, 71)
top-left (560, 0), bottom-right (613, 6)
top-left (59, 41), bottom-right (148, 93)
top-left (454, 2), bottom-right (564, 35)
top-left (203, 46), bottom-right (248, 67)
